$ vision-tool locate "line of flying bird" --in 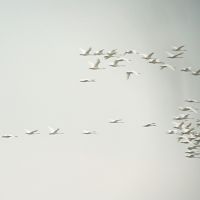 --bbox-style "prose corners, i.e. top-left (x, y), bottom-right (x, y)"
top-left (79, 45), bottom-right (200, 82)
